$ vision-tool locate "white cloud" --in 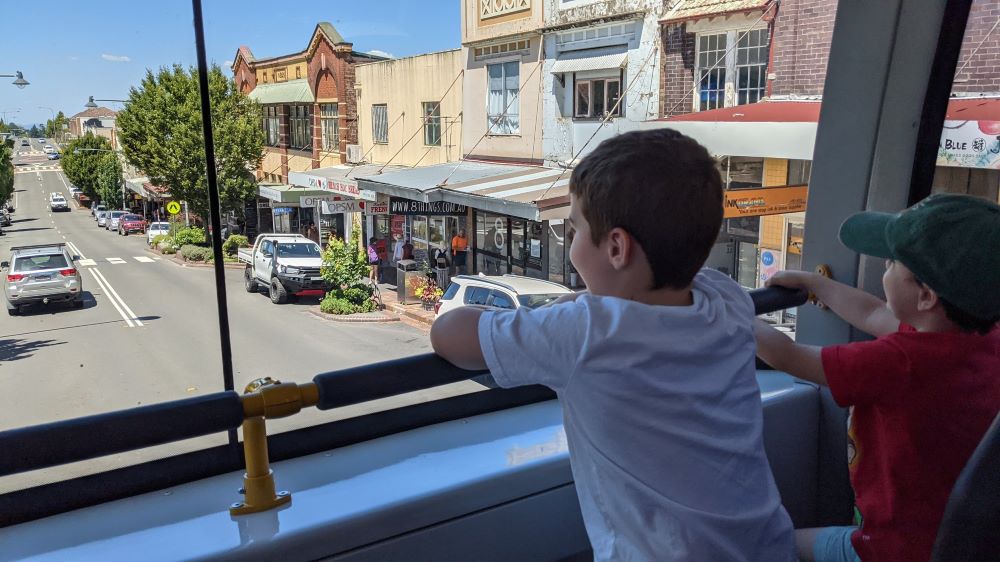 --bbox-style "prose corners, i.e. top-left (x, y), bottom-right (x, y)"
top-left (101, 53), bottom-right (131, 62)
top-left (68, 55), bottom-right (80, 61)
top-left (366, 50), bottom-right (394, 59)
top-left (224, 60), bottom-right (234, 67)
